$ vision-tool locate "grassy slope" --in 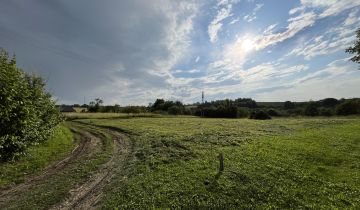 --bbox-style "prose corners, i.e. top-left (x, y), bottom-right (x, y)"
top-left (78, 117), bottom-right (360, 209)
top-left (0, 123), bottom-right (74, 187)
